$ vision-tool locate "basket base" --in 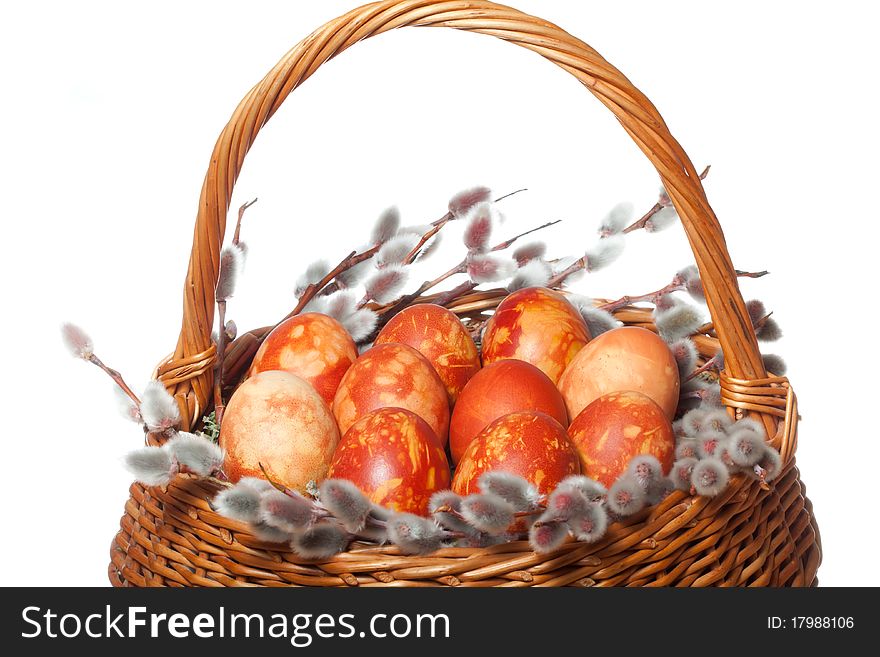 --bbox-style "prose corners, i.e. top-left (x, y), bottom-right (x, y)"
top-left (109, 460), bottom-right (820, 587)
